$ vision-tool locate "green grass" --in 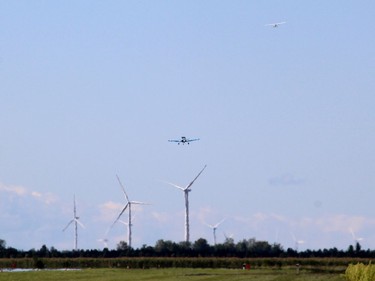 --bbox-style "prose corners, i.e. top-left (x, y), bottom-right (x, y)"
top-left (0, 268), bottom-right (345, 281)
